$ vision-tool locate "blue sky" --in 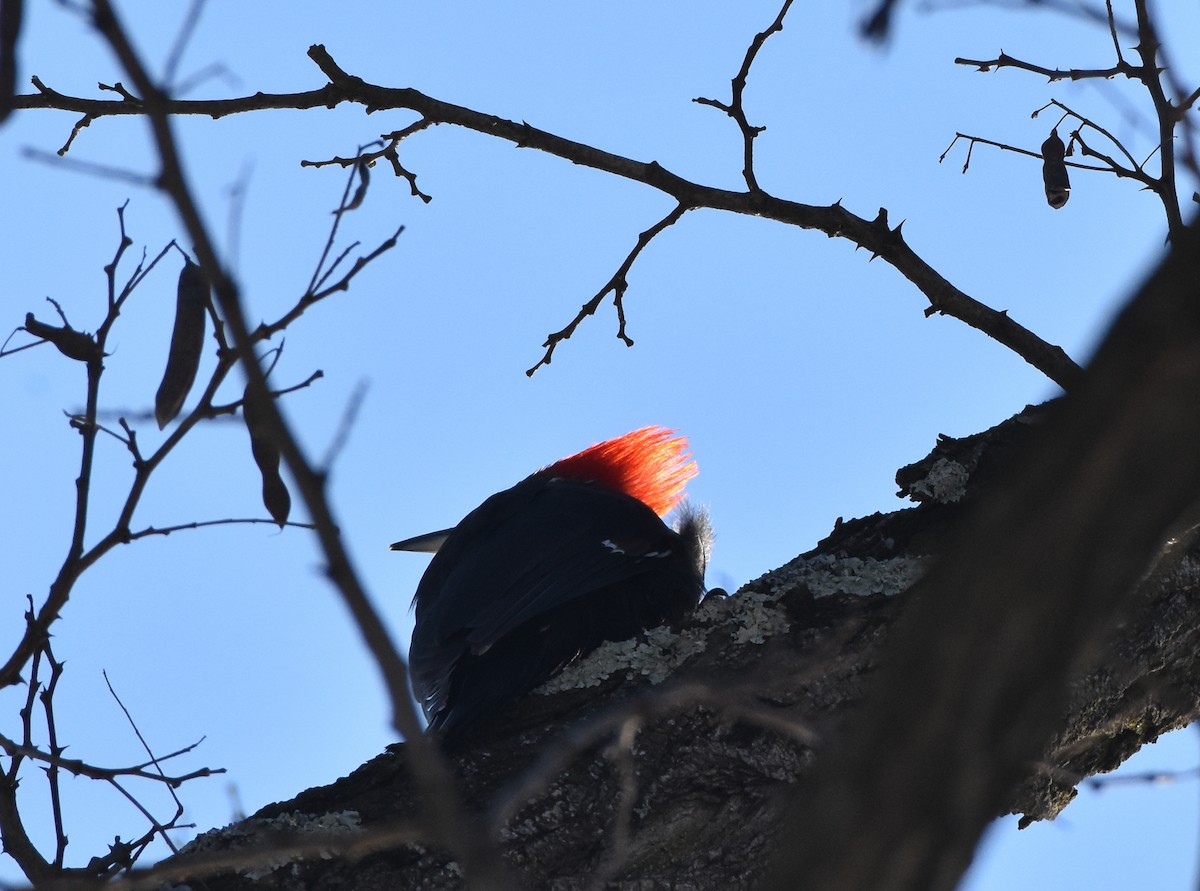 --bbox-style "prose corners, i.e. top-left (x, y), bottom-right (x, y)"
top-left (1, 1), bottom-right (1198, 887)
